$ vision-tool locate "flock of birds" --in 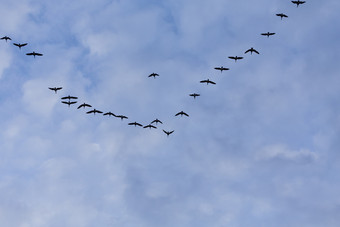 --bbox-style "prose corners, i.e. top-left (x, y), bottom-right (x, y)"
top-left (1, 0), bottom-right (306, 137)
